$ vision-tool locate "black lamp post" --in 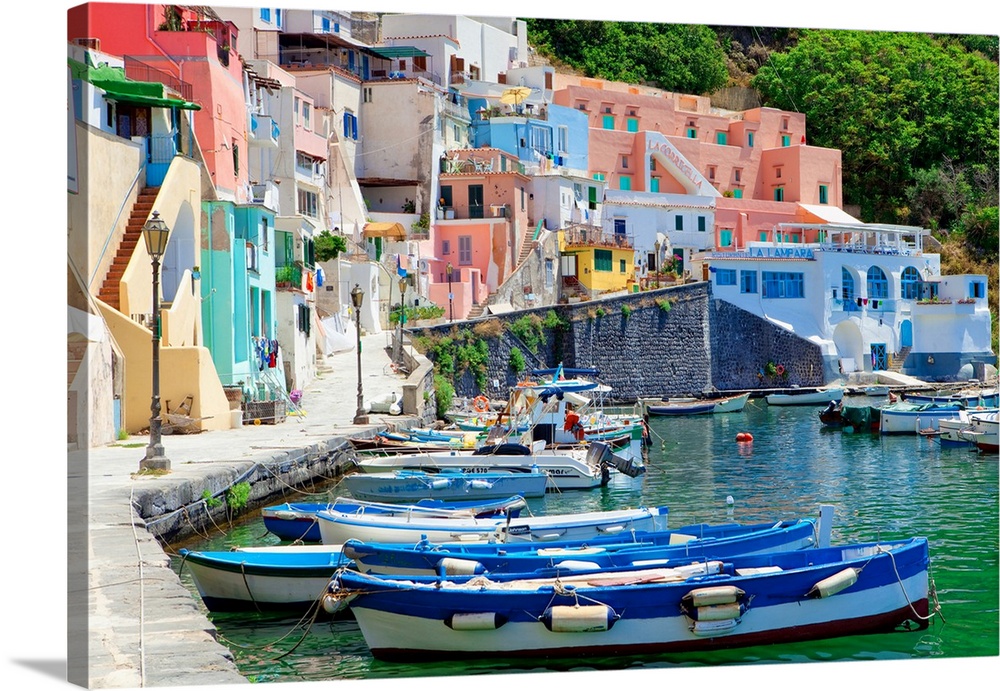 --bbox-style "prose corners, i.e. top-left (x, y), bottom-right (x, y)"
top-left (446, 262), bottom-right (454, 322)
top-left (351, 283), bottom-right (368, 424)
top-left (140, 211), bottom-right (171, 471)
top-left (394, 276), bottom-right (407, 365)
